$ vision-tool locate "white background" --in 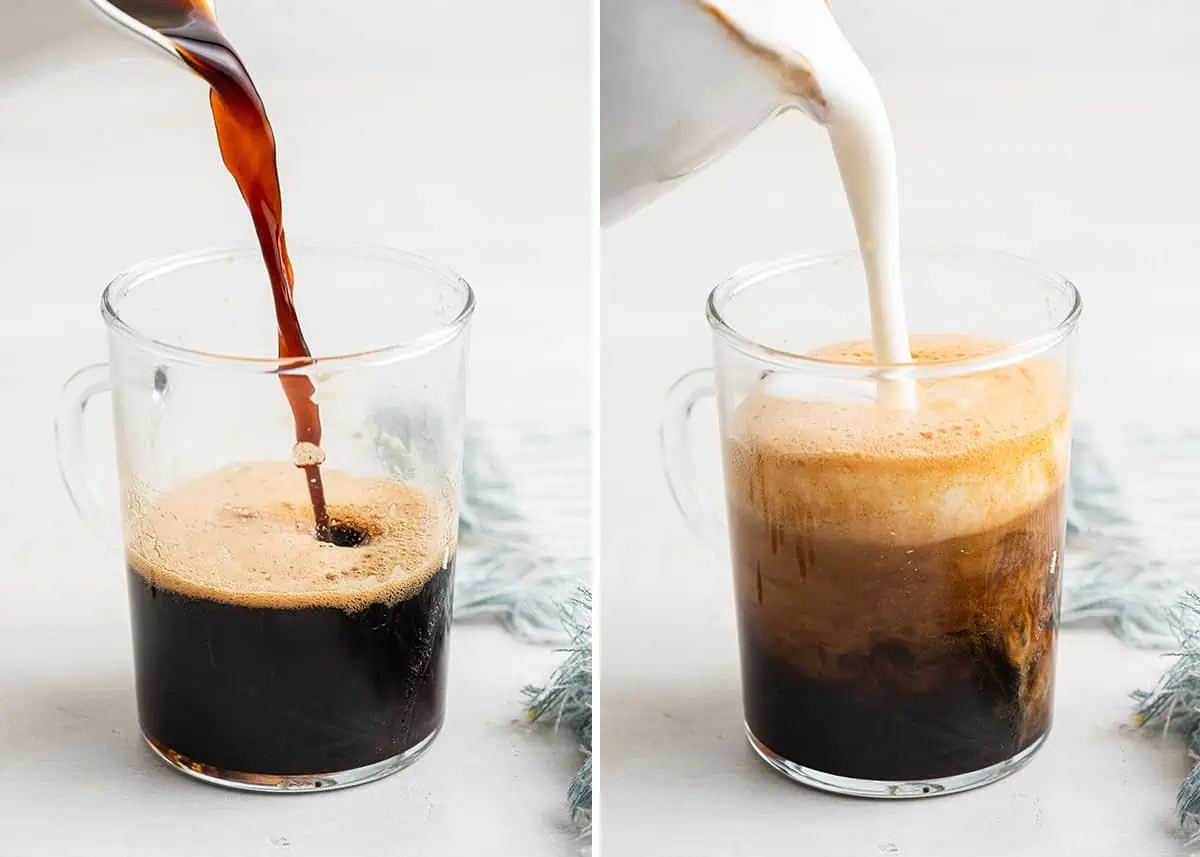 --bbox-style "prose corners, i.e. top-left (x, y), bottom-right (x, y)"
top-left (212, 0), bottom-right (589, 80)
top-left (601, 1), bottom-right (1200, 855)
top-left (0, 1), bottom-right (590, 855)
top-left (213, 0), bottom-right (1200, 78)
top-left (838, 0), bottom-right (1200, 75)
